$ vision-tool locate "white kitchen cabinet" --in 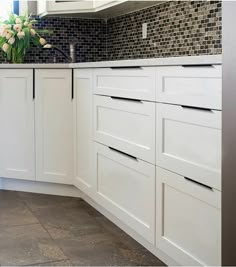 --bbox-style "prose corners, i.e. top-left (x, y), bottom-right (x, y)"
top-left (93, 67), bottom-right (156, 101)
top-left (156, 167), bottom-right (221, 266)
top-left (94, 142), bottom-right (155, 244)
top-left (156, 103), bottom-right (222, 190)
top-left (37, 0), bottom-right (126, 16)
top-left (156, 65), bottom-right (222, 110)
top-left (0, 69), bottom-right (35, 181)
top-left (35, 69), bottom-right (74, 184)
top-left (94, 95), bottom-right (155, 164)
top-left (73, 69), bottom-right (95, 196)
